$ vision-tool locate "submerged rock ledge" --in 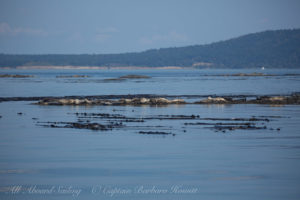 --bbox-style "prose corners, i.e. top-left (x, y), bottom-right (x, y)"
top-left (34, 94), bottom-right (300, 105)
